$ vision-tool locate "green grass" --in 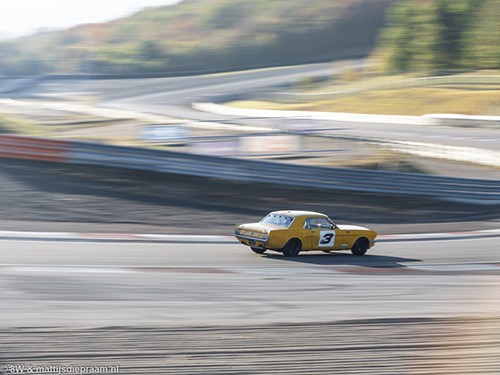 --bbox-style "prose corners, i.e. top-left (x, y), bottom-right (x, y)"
top-left (0, 112), bottom-right (51, 137)
top-left (228, 74), bottom-right (500, 116)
